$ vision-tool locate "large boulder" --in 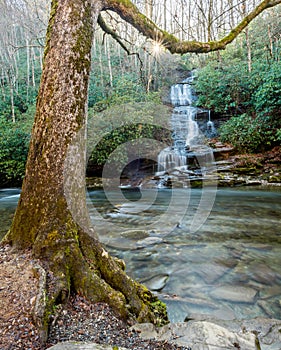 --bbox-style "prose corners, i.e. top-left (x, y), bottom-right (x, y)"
top-left (132, 321), bottom-right (258, 350)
